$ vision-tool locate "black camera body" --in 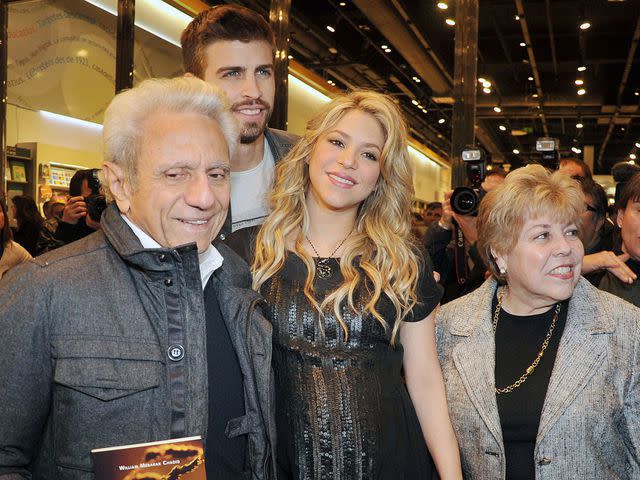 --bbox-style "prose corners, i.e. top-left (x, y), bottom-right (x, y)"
top-left (536, 137), bottom-right (559, 170)
top-left (85, 169), bottom-right (107, 222)
top-left (451, 147), bottom-right (486, 216)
